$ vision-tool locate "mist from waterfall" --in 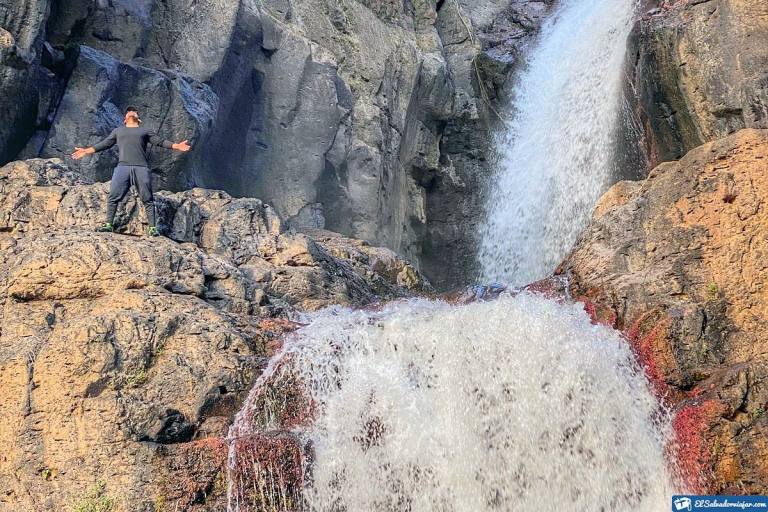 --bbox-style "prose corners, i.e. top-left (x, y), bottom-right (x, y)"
top-left (275, 294), bottom-right (676, 510)
top-left (478, 0), bottom-right (638, 286)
